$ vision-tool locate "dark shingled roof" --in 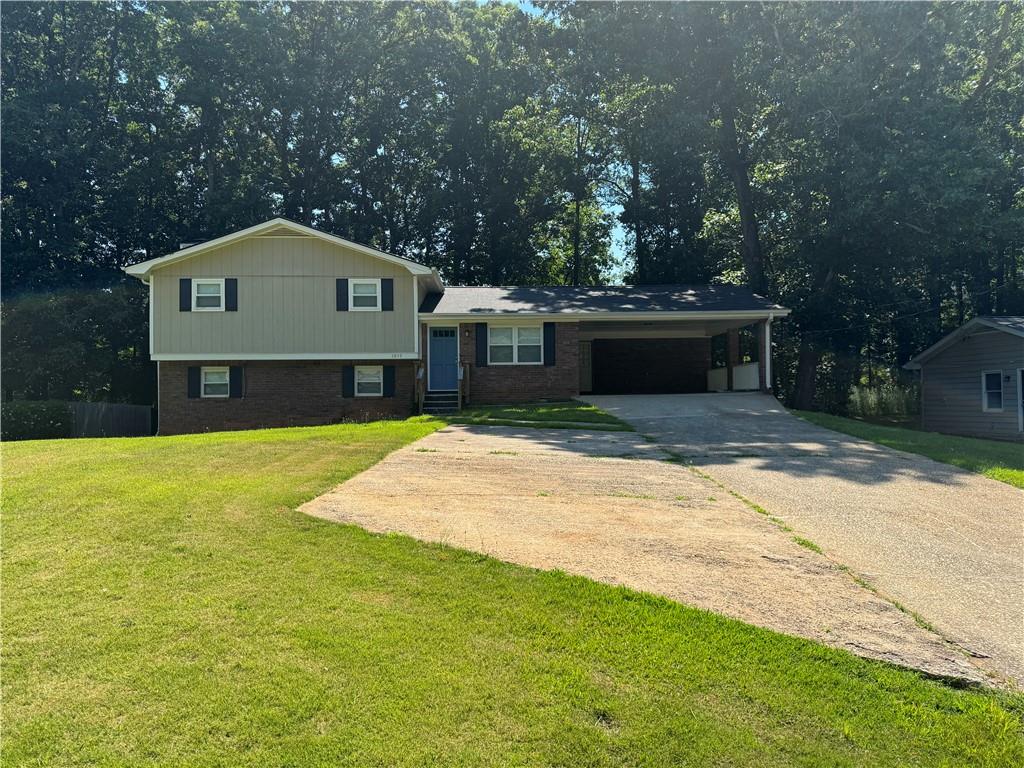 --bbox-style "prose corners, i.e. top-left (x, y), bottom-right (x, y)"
top-left (419, 284), bottom-right (786, 315)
